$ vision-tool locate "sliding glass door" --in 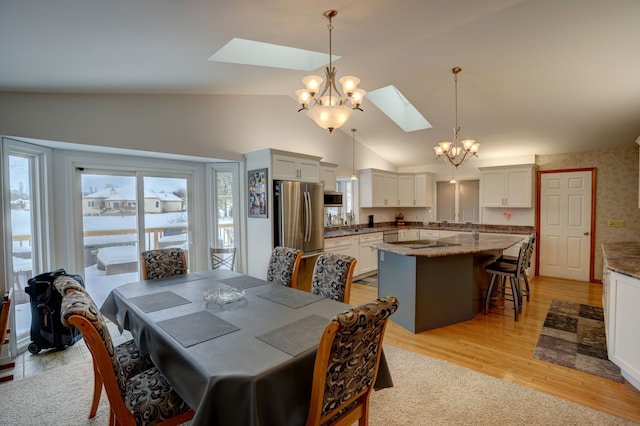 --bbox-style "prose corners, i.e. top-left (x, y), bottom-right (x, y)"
top-left (78, 170), bottom-right (191, 304)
